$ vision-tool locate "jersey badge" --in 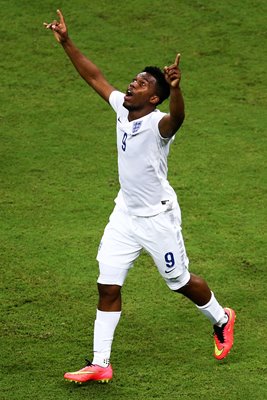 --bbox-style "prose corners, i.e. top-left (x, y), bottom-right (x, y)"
top-left (132, 121), bottom-right (142, 134)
